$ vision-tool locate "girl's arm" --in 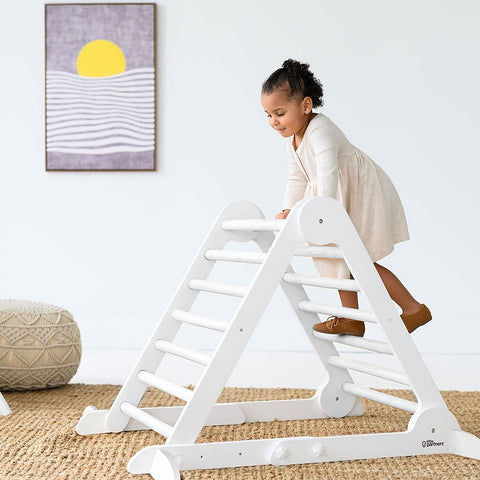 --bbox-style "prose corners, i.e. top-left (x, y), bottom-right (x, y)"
top-left (310, 127), bottom-right (339, 198)
top-left (282, 151), bottom-right (307, 210)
